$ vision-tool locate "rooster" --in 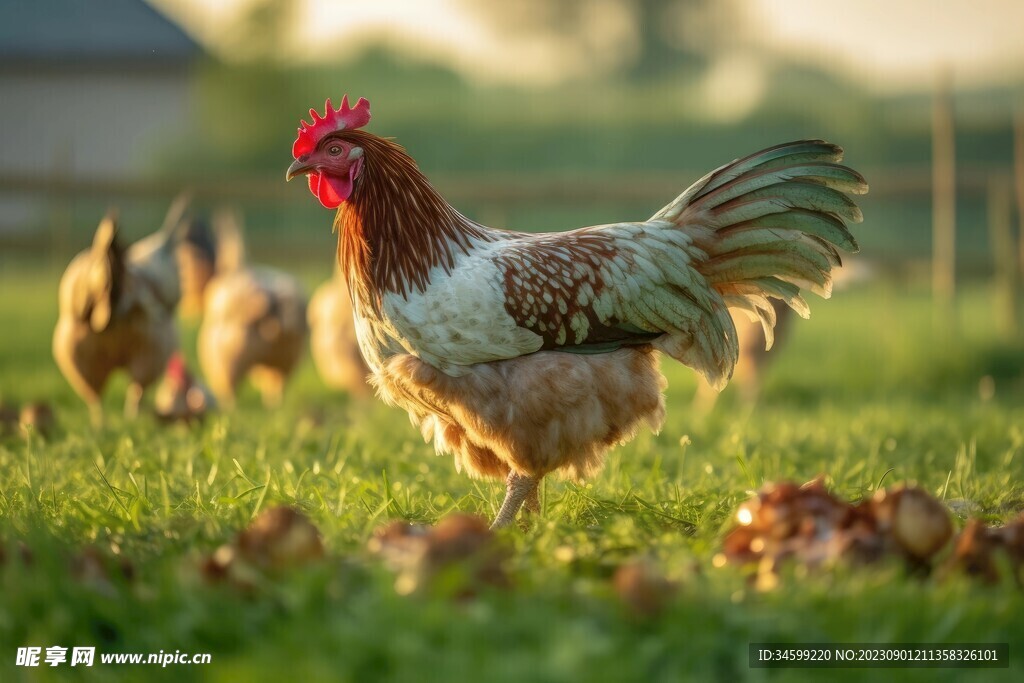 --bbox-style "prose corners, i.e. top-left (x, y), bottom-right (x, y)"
top-left (197, 212), bottom-right (309, 408)
top-left (53, 200), bottom-right (188, 426)
top-left (286, 97), bottom-right (866, 528)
